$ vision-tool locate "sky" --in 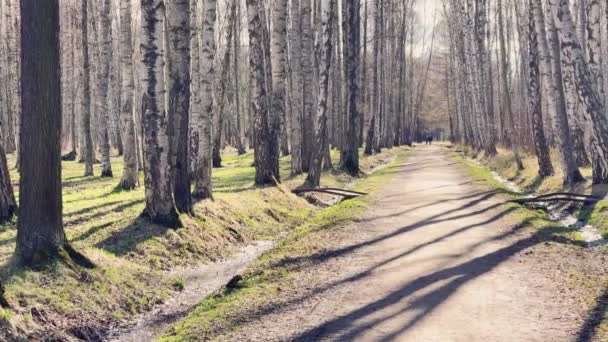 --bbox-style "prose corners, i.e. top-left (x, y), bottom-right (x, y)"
top-left (413, 0), bottom-right (443, 55)
top-left (415, 0), bottom-right (442, 32)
